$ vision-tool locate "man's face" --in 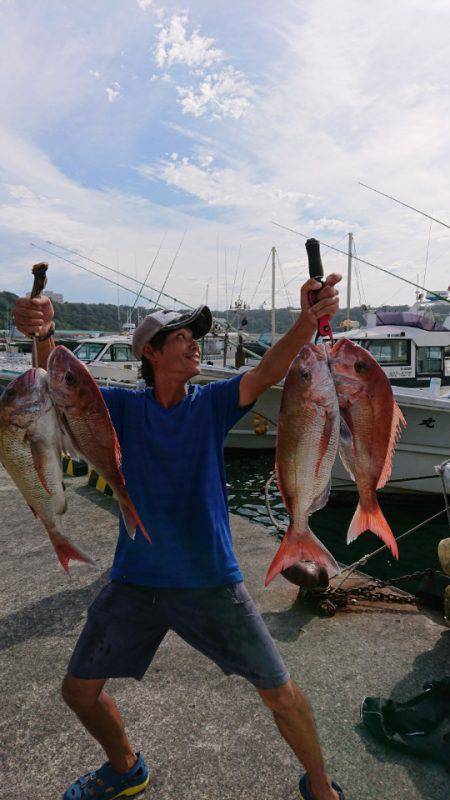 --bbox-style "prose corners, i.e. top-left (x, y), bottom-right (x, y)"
top-left (147, 327), bottom-right (201, 381)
